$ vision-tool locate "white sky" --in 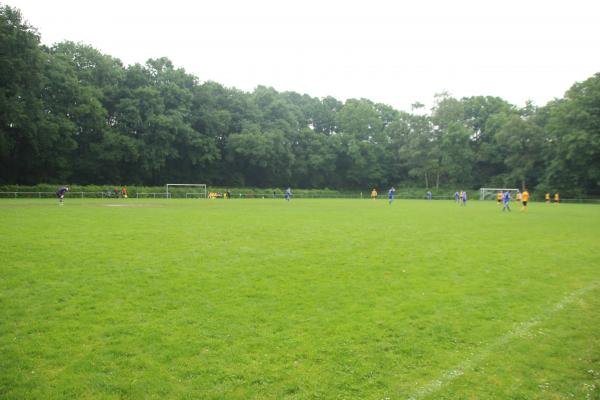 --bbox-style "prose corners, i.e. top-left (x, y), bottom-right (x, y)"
top-left (6, 0), bottom-right (600, 111)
